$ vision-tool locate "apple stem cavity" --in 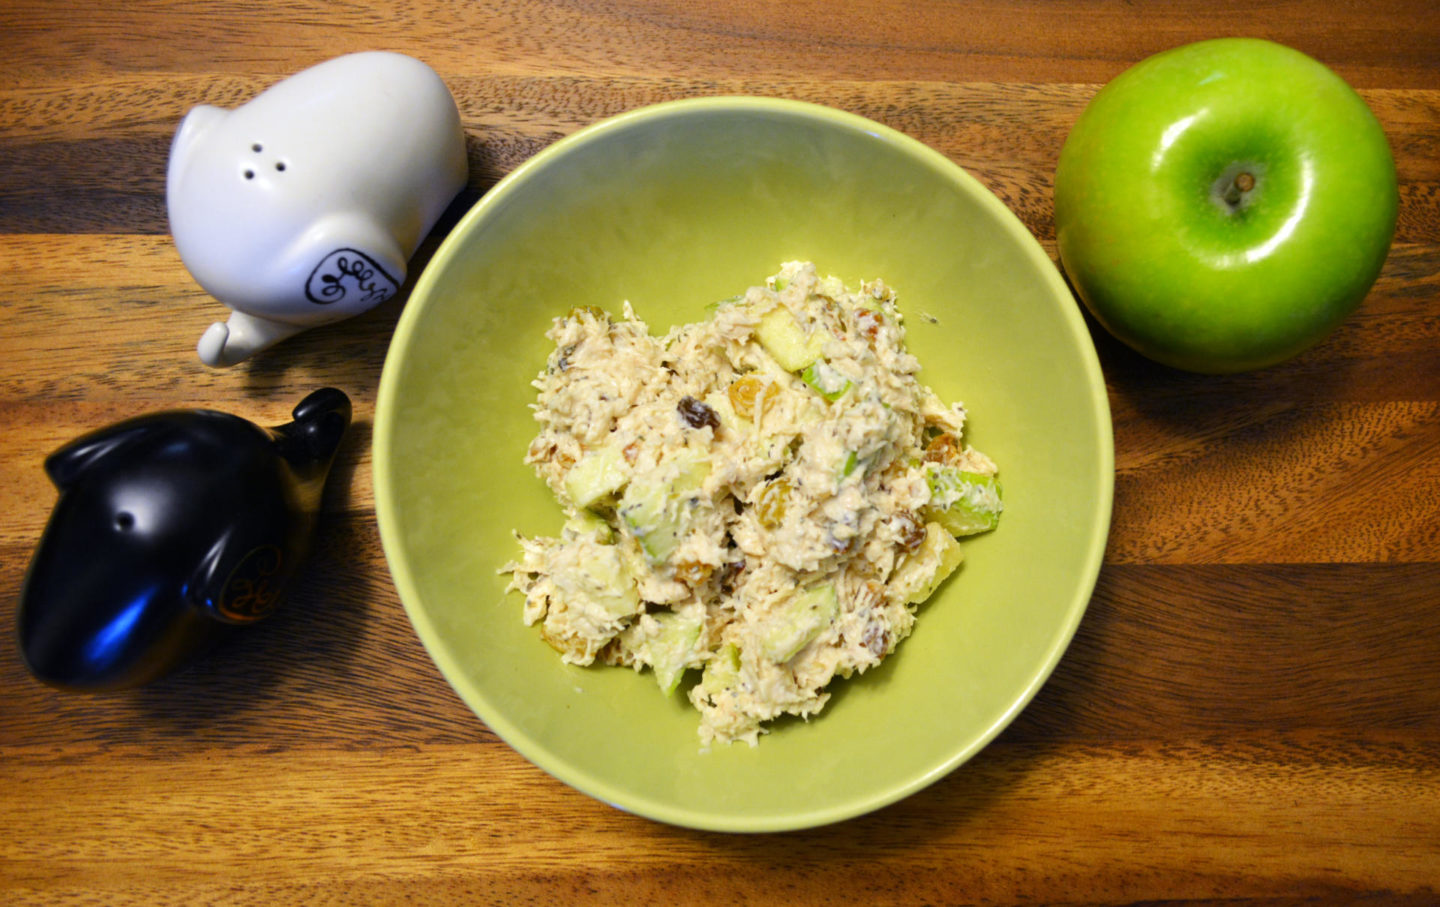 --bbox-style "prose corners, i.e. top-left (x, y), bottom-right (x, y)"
top-left (1212, 162), bottom-right (1263, 214)
top-left (1223, 171), bottom-right (1256, 207)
